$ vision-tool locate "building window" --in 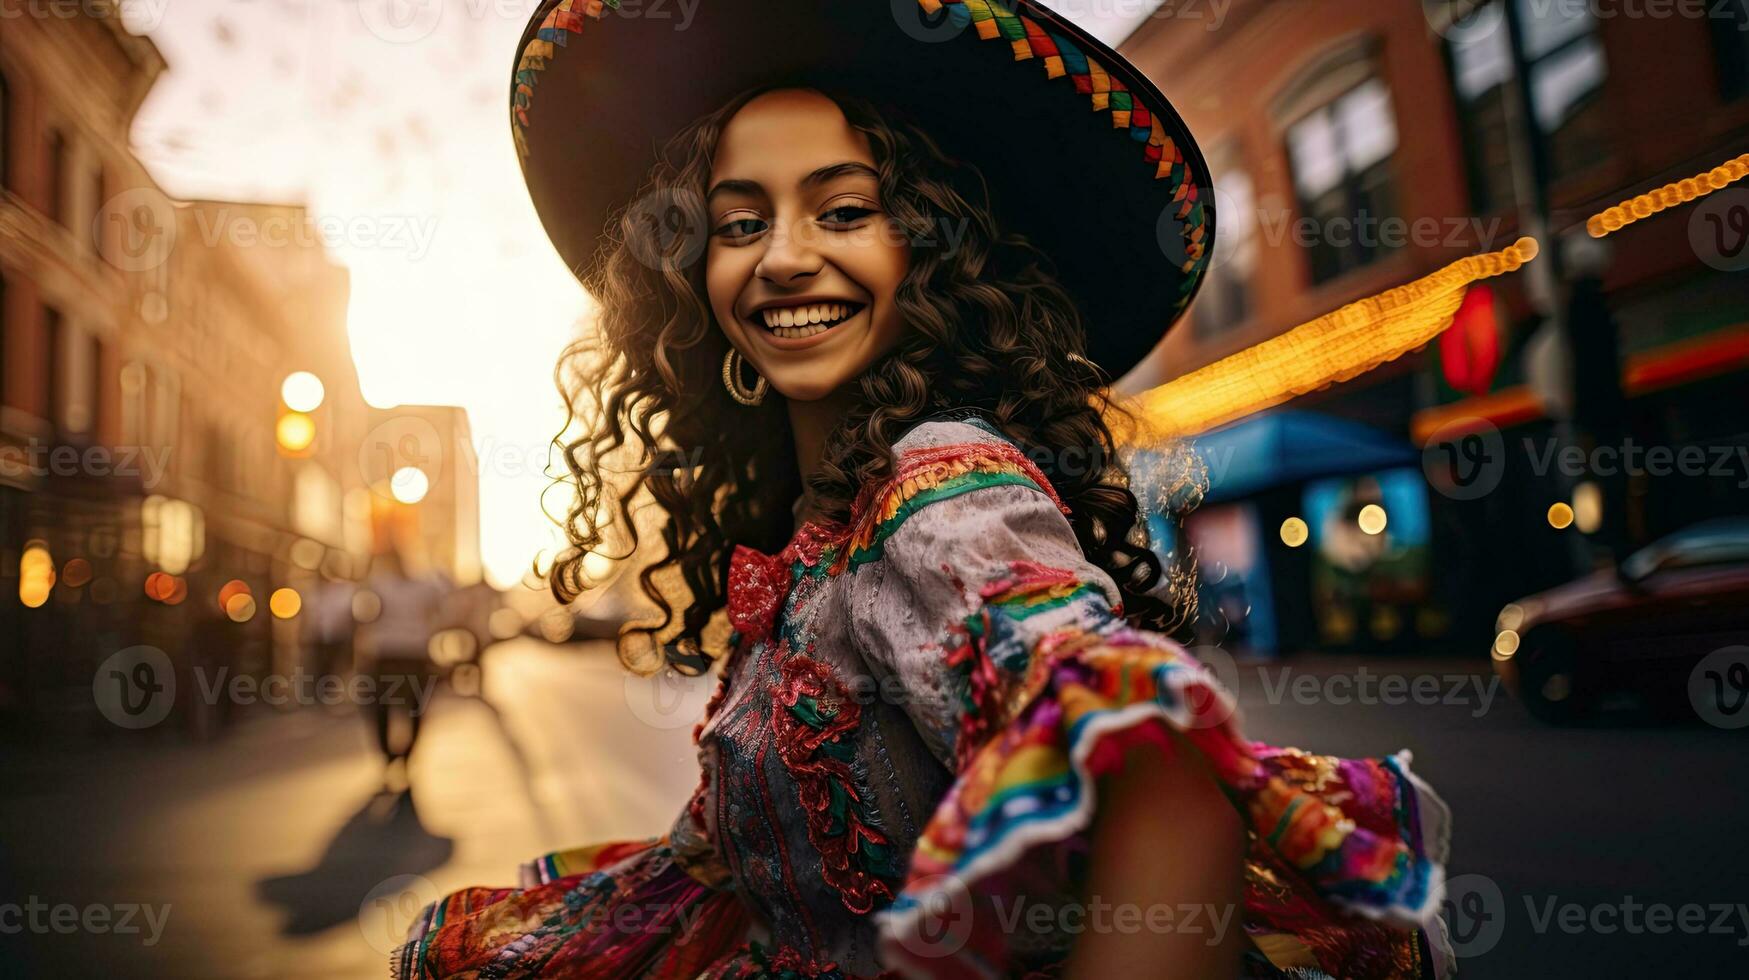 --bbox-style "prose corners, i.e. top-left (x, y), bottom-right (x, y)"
top-left (0, 67), bottom-right (10, 193)
top-left (1192, 153), bottom-right (1257, 339)
top-left (48, 129), bottom-right (69, 227)
top-left (1447, 0), bottom-right (1609, 214)
top-left (1712, 0), bottom-right (1749, 101)
top-left (89, 165), bottom-right (107, 254)
top-left (44, 306), bottom-right (63, 431)
top-left (1285, 76), bottom-right (1400, 285)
